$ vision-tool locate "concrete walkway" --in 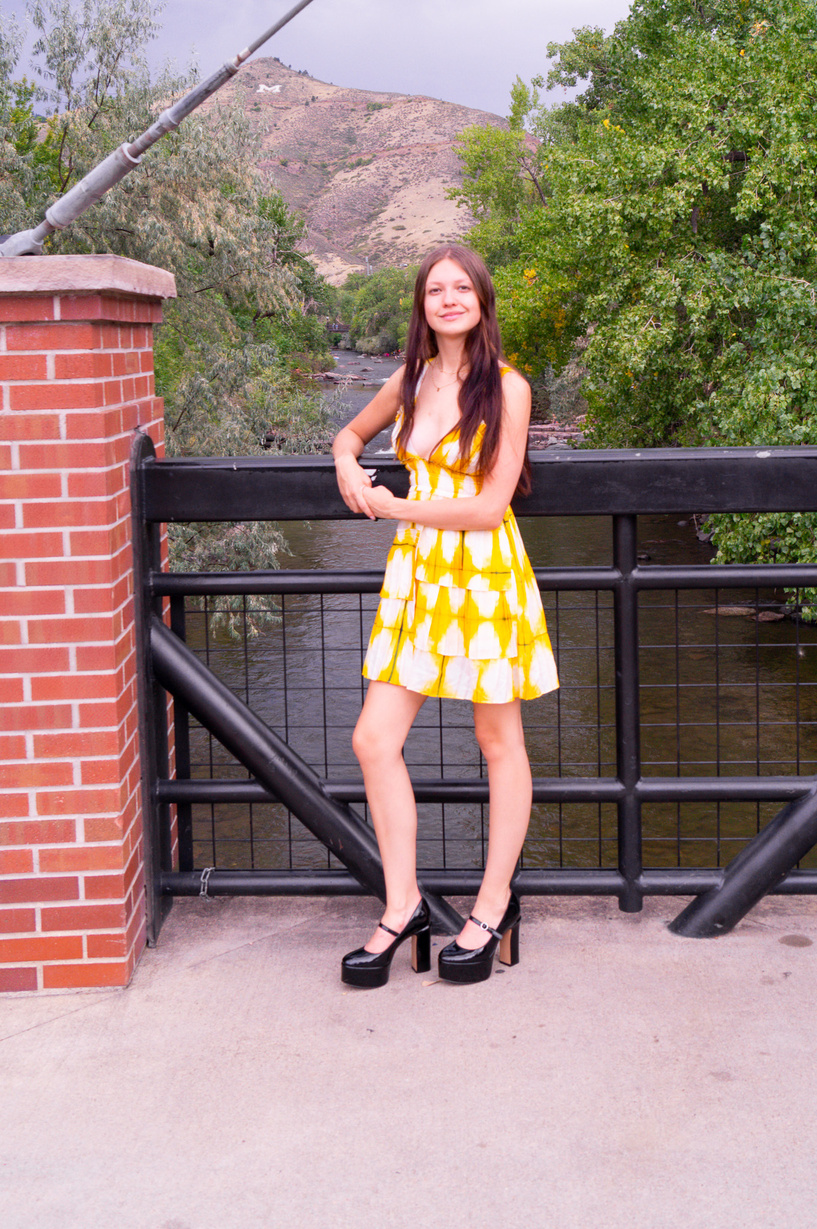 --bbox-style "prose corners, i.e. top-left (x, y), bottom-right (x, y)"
top-left (2, 894), bottom-right (816, 1229)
